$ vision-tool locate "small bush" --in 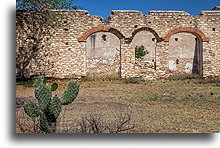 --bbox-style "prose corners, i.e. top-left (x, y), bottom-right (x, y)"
top-left (72, 113), bottom-right (135, 133)
top-left (82, 74), bottom-right (121, 82)
top-left (123, 77), bottom-right (144, 84)
top-left (194, 77), bottom-right (220, 84)
top-left (135, 45), bottom-right (149, 59)
top-left (168, 74), bottom-right (201, 80)
top-left (17, 111), bottom-right (135, 133)
top-left (16, 78), bottom-right (34, 87)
